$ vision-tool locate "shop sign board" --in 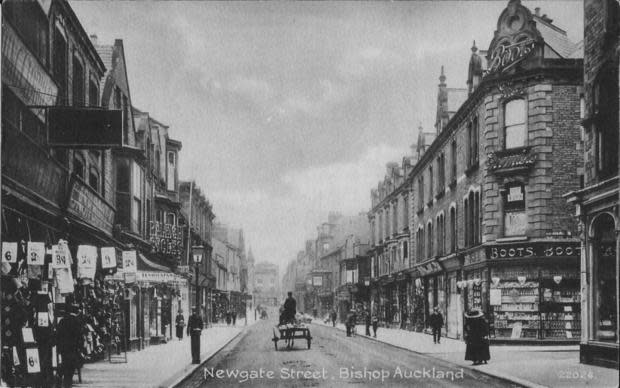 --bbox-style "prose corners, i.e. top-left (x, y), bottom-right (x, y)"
top-left (77, 245), bottom-right (97, 269)
top-left (487, 242), bottom-right (581, 260)
top-left (312, 276), bottom-right (323, 286)
top-left (417, 260), bottom-right (442, 276)
top-left (136, 271), bottom-right (176, 283)
top-left (47, 107), bottom-right (123, 148)
top-left (148, 221), bottom-right (183, 257)
top-left (67, 180), bottom-right (115, 234)
top-left (488, 38), bottom-right (537, 75)
top-left (51, 243), bottom-right (71, 269)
